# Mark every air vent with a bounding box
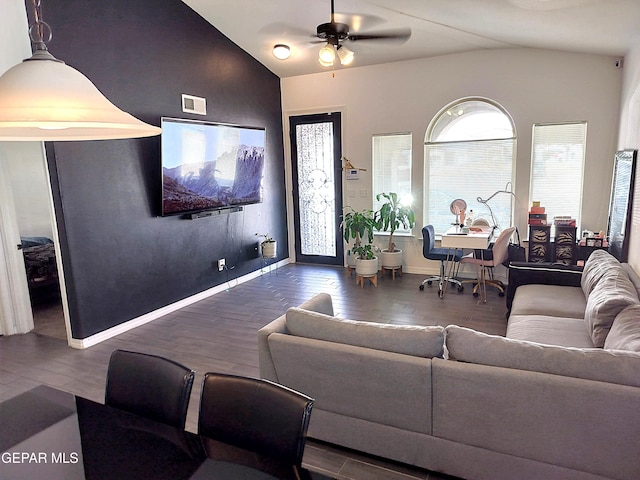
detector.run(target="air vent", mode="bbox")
[181,94,206,115]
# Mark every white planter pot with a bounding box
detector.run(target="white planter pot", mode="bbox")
[355,256,378,277]
[380,249,403,268]
[261,241,277,258]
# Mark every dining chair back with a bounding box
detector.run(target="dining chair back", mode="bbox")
[198,373,314,466]
[105,349,195,429]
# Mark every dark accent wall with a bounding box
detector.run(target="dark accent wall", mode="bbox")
[43,0,287,339]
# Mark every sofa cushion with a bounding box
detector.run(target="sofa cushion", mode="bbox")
[445,325,640,387]
[581,249,623,297]
[584,270,639,347]
[604,304,640,352]
[509,285,585,318]
[285,307,445,358]
[506,315,594,348]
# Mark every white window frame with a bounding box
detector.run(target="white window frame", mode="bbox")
[424,98,516,234]
[529,122,587,232]
[372,132,413,235]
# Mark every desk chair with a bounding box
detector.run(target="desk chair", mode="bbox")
[460,226,516,297]
[419,225,464,294]
[105,349,195,429]
[198,373,314,468]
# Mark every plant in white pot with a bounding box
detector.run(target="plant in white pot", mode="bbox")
[374,192,415,269]
[340,207,378,276]
[256,233,277,259]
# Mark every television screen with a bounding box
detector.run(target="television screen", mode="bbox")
[161,117,265,216]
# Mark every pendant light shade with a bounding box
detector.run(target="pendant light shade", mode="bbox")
[0,50,161,141]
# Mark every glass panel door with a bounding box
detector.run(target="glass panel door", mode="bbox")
[290,113,343,265]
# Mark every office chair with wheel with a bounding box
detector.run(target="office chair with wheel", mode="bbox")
[198,373,314,468]
[105,349,195,429]
[419,225,464,294]
[460,226,516,297]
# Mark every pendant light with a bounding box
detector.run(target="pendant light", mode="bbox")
[0,0,161,141]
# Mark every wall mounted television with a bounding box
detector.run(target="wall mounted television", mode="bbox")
[161,117,265,216]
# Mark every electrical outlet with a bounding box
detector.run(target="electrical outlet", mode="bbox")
[218,258,225,271]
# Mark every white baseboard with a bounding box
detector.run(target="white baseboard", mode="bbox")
[69,258,291,349]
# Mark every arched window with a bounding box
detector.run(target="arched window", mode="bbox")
[424,97,516,233]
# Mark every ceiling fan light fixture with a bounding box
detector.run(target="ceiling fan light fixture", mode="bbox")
[337,45,354,65]
[318,44,336,66]
[272,44,291,60]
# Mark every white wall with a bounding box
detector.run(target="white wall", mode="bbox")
[281,48,623,274]
[617,44,640,273]
[4,142,54,238]
[1,0,53,239]
[0,0,52,238]
[0,0,38,334]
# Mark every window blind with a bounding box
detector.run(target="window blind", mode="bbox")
[372,133,412,232]
[530,122,587,229]
[425,139,514,233]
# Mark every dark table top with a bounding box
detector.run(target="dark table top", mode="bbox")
[0,385,331,480]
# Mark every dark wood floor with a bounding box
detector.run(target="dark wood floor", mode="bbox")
[0,264,509,480]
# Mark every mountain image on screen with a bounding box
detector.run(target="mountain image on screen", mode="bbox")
[163,145,264,214]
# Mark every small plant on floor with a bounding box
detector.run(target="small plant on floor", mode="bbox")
[340,207,376,258]
[374,192,415,253]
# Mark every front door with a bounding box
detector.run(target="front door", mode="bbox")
[289,113,344,265]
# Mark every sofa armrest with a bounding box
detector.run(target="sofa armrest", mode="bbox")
[506,262,583,314]
[258,315,287,382]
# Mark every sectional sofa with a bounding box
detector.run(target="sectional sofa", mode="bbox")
[258,250,640,480]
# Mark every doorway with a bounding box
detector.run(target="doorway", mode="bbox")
[289,113,344,265]
[0,142,69,342]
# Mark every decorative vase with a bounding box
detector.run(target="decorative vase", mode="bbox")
[355,256,378,277]
[261,241,277,258]
[380,249,403,268]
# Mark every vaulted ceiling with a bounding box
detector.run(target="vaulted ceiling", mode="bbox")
[182,0,640,78]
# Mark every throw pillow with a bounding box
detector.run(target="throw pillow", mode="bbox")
[604,304,640,352]
[584,271,639,347]
[581,249,622,297]
[285,307,445,358]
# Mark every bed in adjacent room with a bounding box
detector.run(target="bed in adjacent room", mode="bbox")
[21,237,59,298]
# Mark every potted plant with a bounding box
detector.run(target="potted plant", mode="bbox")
[374,192,415,269]
[340,207,378,276]
[255,233,277,258]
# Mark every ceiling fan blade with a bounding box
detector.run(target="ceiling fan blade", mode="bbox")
[333,12,385,32]
[347,28,412,43]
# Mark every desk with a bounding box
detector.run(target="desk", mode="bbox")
[440,226,493,301]
[0,385,331,480]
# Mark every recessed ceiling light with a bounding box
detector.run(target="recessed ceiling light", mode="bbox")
[272,44,291,60]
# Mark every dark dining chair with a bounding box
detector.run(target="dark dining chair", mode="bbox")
[105,349,195,430]
[198,373,314,467]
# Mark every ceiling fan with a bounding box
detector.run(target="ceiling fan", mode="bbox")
[313,0,411,67]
